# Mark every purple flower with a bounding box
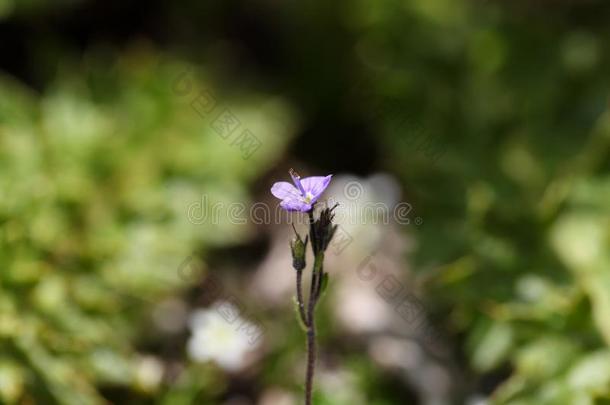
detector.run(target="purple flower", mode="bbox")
[271,169,333,212]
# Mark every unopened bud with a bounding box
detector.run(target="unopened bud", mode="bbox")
[290,234,308,271]
[312,205,339,253]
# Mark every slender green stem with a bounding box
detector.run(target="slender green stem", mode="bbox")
[296,269,308,326]
[300,205,333,404]
[308,258,319,321]
[312,252,325,304]
[305,319,316,405]
[304,252,323,405]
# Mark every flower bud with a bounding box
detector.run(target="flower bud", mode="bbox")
[311,204,338,253]
[290,234,308,271]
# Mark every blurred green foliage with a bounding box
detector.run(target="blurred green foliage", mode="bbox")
[349,0,610,403]
[0,46,292,403]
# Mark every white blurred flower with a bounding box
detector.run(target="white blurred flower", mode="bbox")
[134,356,164,392]
[259,388,296,405]
[466,395,489,405]
[187,303,262,371]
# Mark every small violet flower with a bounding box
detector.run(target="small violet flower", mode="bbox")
[270,168,337,405]
[271,169,332,212]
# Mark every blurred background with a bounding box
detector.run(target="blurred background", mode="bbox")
[1,0,610,404]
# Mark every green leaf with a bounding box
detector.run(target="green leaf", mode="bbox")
[567,350,610,395]
[515,336,578,380]
[470,321,513,372]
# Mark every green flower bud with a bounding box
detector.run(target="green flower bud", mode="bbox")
[290,234,308,271]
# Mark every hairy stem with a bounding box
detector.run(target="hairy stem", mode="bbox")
[304,252,323,404]
[312,252,325,304]
[305,320,316,405]
[302,206,329,404]
[296,270,308,326]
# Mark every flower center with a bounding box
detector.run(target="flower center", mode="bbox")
[303,192,314,204]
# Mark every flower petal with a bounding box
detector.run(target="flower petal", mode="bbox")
[280,198,312,212]
[271,182,301,200]
[301,175,333,201]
